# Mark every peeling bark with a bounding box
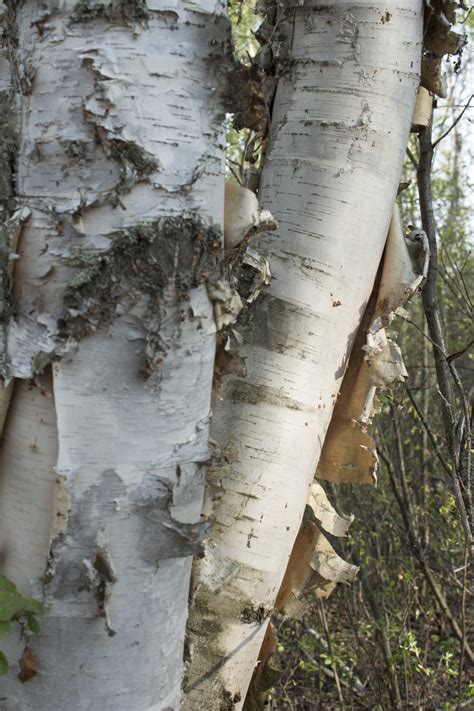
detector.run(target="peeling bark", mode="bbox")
[316,205,428,486]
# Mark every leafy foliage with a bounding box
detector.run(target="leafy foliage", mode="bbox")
[0,576,44,675]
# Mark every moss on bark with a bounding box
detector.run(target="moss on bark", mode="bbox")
[59,217,221,379]
[71,0,150,24]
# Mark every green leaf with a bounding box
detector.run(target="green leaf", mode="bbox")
[0,622,12,638]
[25,613,40,634]
[24,598,44,616]
[0,651,8,675]
[0,591,27,622]
[0,576,17,593]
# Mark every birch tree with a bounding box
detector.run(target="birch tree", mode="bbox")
[184,1,426,707]
[0,0,227,708]
[0,0,461,709]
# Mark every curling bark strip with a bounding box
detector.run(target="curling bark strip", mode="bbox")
[185,2,423,707]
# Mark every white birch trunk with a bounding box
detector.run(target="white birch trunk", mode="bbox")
[185,1,423,707]
[0,1,226,708]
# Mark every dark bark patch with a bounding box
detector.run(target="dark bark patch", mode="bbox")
[184,585,269,704]
[134,475,211,562]
[58,217,221,378]
[0,222,15,327]
[0,93,16,208]
[60,139,88,161]
[71,0,150,25]
[220,690,240,710]
[225,379,303,412]
[241,604,269,624]
[107,138,160,177]
[85,536,118,636]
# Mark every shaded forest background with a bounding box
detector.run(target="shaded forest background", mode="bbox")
[227,2,473,708]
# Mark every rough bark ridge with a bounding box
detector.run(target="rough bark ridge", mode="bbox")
[0,1,226,709]
[184,2,423,708]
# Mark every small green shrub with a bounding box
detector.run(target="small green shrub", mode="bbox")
[0,576,44,675]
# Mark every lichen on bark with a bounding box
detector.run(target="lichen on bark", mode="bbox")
[184,585,266,710]
[106,138,160,178]
[0,94,16,208]
[0,220,16,329]
[71,0,150,25]
[58,217,222,379]
[0,89,21,380]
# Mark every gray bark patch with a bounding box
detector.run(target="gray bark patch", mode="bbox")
[133,476,211,562]
[40,469,209,632]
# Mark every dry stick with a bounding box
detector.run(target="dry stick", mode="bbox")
[451,258,474,312]
[404,385,451,477]
[447,339,474,365]
[406,146,419,170]
[301,623,367,699]
[350,544,403,710]
[441,247,473,311]
[420,329,430,551]
[377,448,474,664]
[447,368,473,539]
[438,264,472,317]
[342,589,386,707]
[457,544,469,708]
[376,440,421,556]
[391,405,418,530]
[299,645,367,702]
[417,122,473,551]
[318,599,345,709]
[405,383,472,547]
[432,94,473,150]
[417,123,456,449]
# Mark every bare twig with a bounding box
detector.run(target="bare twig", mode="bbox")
[447,339,474,364]
[318,599,345,708]
[433,95,473,149]
[406,384,472,547]
[404,385,452,479]
[377,438,474,663]
[417,123,456,452]
[457,544,469,708]
[406,146,418,169]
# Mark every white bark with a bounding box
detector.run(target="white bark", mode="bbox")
[185,1,423,707]
[0,1,226,708]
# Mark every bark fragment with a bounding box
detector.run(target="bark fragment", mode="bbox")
[275,510,357,620]
[224,182,276,252]
[411,87,433,132]
[421,0,466,97]
[316,205,428,486]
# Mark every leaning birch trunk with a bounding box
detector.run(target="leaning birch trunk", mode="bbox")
[0,1,226,709]
[185,1,423,707]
